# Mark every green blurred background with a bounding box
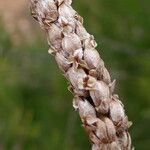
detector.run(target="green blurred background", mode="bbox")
[0,0,150,149]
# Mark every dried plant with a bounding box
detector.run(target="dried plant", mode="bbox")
[30,0,132,149]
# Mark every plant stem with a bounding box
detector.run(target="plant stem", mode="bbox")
[30,0,132,149]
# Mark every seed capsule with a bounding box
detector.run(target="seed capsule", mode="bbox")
[78,99,96,121]
[47,24,62,44]
[89,65,111,82]
[62,33,82,53]
[96,98,111,114]
[47,24,62,50]
[84,48,102,69]
[101,67,111,84]
[66,66,87,90]
[87,76,110,106]
[95,119,107,142]
[103,118,116,142]
[40,0,58,25]
[109,100,125,124]
[68,48,83,62]
[98,67,111,84]
[55,52,71,72]
[83,35,97,49]
[76,21,90,40]
[58,3,76,18]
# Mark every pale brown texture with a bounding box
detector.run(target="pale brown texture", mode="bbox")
[30,0,132,149]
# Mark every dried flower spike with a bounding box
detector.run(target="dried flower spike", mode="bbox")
[30,0,132,149]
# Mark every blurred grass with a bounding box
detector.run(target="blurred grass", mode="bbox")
[0,0,150,149]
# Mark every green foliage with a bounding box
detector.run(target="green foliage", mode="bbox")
[0,0,150,149]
